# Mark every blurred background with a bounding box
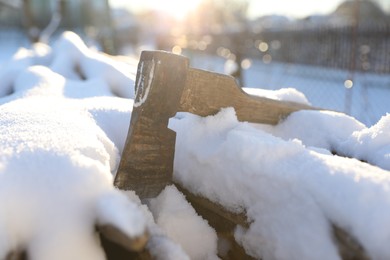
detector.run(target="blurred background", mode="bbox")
[0,0,389,125]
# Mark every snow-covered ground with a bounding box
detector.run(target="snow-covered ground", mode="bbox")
[0,31,390,260]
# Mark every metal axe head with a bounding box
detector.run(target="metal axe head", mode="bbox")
[114,51,189,198]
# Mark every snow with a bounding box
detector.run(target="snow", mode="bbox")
[262,110,367,151]
[0,32,188,260]
[1,31,390,259]
[257,110,390,170]
[243,87,311,105]
[170,108,390,260]
[123,191,190,260]
[340,114,390,170]
[0,96,145,260]
[149,185,219,260]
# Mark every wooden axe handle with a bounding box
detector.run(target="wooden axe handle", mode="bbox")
[180,68,313,125]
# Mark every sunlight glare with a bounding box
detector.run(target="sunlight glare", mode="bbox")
[150,0,202,20]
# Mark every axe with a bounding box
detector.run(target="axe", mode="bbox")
[114,51,313,199]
